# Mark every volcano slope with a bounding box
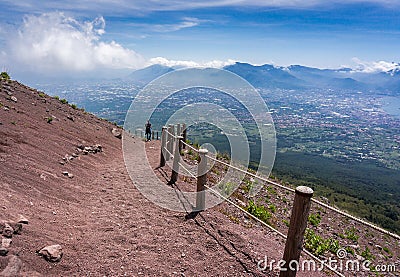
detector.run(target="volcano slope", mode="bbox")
[0,79,325,276]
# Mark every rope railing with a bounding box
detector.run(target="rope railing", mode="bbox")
[205,153,400,240]
[311,198,400,240]
[164,129,176,138]
[178,161,197,179]
[204,183,345,277]
[161,125,400,240]
[157,124,399,276]
[206,154,296,194]
[181,140,200,153]
[163,146,174,158]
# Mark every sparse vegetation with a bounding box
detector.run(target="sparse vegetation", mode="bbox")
[345,246,355,256]
[38,93,46,98]
[53,95,60,100]
[308,212,322,227]
[382,246,392,255]
[242,179,254,193]
[304,228,340,256]
[0,71,10,81]
[211,166,220,174]
[361,246,375,261]
[246,200,272,225]
[220,209,240,224]
[190,153,200,162]
[216,152,230,160]
[46,117,53,124]
[339,227,359,242]
[70,103,78,109]
[282,219,289,227]
[266,186,277,195]
[218,182,236,196]
[11,121,16,125]
[268,204,277,213]
[60,98,68,104]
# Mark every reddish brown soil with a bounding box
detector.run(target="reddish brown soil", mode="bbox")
[0,80,327,276]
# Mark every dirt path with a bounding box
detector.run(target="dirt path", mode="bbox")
[0,80,327,276]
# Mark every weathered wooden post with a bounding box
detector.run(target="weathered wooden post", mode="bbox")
[196,148,208,211]
[178,135,183,153]
[156,131,159,140]
[280,186,314,277]
[176,123,181,137]
[182,123,187,149]
[166,125,173,161]
[152,130,155,140]
[159,127,167,167]
[170,135,183,184]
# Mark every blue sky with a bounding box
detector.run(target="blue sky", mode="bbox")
[0,0,399,79]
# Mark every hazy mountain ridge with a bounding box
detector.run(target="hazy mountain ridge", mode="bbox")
[125,62,400,92]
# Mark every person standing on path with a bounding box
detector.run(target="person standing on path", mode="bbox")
[145,120,152,141]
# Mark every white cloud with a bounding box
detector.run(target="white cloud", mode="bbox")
[148,57,236,68]
[7,12,144,73]
[128,17,206,33]
[351,58,400,73]
[3,0,400,13]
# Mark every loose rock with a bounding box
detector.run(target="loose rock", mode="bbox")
[1,238,12,248]
[0,255,22,276]
[0,248,9,257]
[0,220,5,233]
[111,128,122,139]
[17,214,29,224]
[10,96,17,102]
[62,171,74,178]
[2,224,13,238]
[7,222,22,235]
[38,244,63,262]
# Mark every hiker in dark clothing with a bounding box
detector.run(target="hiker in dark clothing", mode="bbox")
[145,120,152,141]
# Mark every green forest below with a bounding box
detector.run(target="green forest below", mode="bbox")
[189,129,400,235]
[272,151,400,234]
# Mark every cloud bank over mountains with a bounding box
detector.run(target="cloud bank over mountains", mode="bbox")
[5,12,144,73]
[1,11,398,78]
[351,58,400,73]
[2,12,234,76]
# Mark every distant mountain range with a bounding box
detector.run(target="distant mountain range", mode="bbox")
[125,62,400,92]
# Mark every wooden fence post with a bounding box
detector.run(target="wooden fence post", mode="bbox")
[170,135,183,184]
[178,134,184,153]
[176,123,181,137]
[160,127,167,167]
[182,123,187,149]
[280,186,314,277]
[166,125,173,161]
[196,148,208,211]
